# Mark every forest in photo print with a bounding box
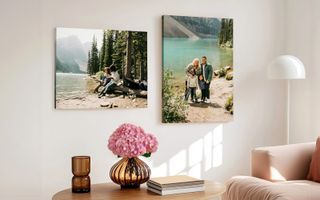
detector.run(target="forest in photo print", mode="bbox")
[55,27,147,109]
[162,15,233,123]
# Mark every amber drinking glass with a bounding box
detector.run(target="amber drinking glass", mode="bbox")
[72,156,91,193]
[109,157,151,188]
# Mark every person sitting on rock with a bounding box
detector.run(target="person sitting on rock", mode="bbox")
[101,67,112,86]
[98,65,120,98]
[94,67,112,93]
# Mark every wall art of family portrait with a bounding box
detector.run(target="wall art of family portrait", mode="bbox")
[162,15,234,123]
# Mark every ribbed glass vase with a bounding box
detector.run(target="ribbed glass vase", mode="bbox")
[109,157,151,188]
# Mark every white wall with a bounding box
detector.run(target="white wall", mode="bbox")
[0,0,287,199]
[286,0,320,143]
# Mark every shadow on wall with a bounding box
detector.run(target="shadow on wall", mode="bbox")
[147,125,224,179]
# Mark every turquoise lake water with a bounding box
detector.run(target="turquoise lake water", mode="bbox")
[56,73,89,100]
[163,37,233,77]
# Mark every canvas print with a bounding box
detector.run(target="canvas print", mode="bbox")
[55,27,147,109]
[162,15,233,123]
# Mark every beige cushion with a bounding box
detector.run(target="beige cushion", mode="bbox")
[251,142,315,181]
[223,176,320,200]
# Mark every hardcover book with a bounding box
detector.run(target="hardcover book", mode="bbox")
[147,175,204,188]
[147,185,205,196]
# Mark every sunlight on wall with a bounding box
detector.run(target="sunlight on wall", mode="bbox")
[150,125,224,178]
[189,139,204,166]
[188,139,204,178]
[204,124,224,171]
[213,125,223,167]
[169,150,187,175]
[188,163,202,178]
[204,131,213,171]
[151,162,168,177]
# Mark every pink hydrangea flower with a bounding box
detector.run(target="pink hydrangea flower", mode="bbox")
[145,133,158,153]
[108,123,158,158]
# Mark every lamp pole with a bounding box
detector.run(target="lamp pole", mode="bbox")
[286,80,290,144]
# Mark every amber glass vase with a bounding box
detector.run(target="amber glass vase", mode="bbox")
[72,156,91,193]
[109,157,151,188]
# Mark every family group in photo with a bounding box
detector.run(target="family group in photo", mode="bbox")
[184,56,213,103]
[97,64,148,99]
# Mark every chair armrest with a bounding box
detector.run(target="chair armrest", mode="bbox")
[251,142,315,181]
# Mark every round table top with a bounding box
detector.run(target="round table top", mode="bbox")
[52,181,226,200]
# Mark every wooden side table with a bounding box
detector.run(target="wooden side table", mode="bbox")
[53,181,226,200]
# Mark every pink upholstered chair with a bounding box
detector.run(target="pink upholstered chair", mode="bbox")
[223,142,320,200]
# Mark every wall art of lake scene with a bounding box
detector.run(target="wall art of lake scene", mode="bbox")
[162,15,234,123]
[55,27,148,109]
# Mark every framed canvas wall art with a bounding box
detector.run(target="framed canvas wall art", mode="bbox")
[55,27,148,109]
[162,15,234,123]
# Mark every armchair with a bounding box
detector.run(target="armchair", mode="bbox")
[223,142,320,200]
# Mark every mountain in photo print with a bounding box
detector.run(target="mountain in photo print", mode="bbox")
[162,15,233,123]
[55,27,147,109]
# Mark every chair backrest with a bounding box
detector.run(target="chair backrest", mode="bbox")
[251,142,315,182]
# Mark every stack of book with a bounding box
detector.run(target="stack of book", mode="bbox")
[147,175,205,196]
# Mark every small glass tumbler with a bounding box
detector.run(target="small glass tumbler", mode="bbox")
[72,156,91,193]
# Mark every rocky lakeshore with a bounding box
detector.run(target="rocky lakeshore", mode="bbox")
[185,76,233,123]
[56,93,147,109]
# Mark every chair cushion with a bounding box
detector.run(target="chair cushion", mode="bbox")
[307,137,320,182]
[223,176,320,200]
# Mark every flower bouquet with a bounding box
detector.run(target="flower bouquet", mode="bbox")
[108,123,158,188]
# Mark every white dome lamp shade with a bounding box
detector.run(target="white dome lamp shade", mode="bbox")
[268,55,305,80]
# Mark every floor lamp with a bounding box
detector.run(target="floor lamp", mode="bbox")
[267,55,306,144]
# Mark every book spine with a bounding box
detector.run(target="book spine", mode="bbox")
[147,186,205,196]
[147,182,204,191]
